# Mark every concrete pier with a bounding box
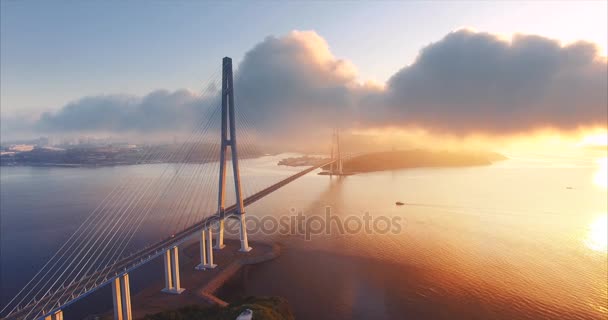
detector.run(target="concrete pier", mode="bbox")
[44,310,63,320]
[111,274,132,320]
[195,229,207,270]
[161,246,185,294]
[54,311,63,320]
[238,215,252,252]
[101,240,278,319]
[205,228,217,269]
[215,220,226,249]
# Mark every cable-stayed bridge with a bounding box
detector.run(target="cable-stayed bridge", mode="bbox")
[1,57,345,320]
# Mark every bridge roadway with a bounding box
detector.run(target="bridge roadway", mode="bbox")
[8,160,334,320]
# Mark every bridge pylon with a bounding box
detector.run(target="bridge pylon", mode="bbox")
[215,57,251,252]
[329,128,343,175]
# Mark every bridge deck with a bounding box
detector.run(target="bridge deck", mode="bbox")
[8,161,333,320]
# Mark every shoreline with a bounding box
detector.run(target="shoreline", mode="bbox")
[93,239,280,319]
[198,241,281,307]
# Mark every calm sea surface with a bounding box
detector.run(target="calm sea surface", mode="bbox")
[1,152,607,319]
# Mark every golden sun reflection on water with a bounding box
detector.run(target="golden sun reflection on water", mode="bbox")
[594,157,607,188]
[585,214,608,252]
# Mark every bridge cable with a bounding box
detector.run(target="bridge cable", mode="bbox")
[16,70,226,318]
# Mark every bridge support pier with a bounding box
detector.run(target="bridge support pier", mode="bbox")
[162,246,185,294]
[238,214,251,252]
[205,227,217,268]
[44,310,63,320]
[214,219,226,249]
[195,229,208,270]
[111,274,132,320]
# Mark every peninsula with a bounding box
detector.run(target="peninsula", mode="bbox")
[329,149,506,173]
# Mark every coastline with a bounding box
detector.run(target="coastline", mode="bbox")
[92,239,280,319]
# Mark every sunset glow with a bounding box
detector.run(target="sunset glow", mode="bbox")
[580,131,608,147]
[594,157,608,188]
[586,214,608,252]
[348,128,608,157]
[1,1,607,319]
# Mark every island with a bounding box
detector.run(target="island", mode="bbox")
[277,155,328,167]
[324,149,506,173]
[277,150,506,173]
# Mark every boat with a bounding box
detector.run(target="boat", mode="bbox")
[395,201,405,206]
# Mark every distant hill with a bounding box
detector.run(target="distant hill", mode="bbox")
[278,155,327,167]
[326,149,506,173]
[0,144,264,167]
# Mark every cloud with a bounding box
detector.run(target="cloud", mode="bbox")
[376,30,607,134]
[35,89,219,134]
[0,114,38,141]
[18,29,608,139]
[234,31,361,135]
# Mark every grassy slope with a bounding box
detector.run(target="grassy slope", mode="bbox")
[143,296,294,320]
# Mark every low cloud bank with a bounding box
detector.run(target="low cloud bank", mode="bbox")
[379,31,607,134]
[36,89,218,133]
[15,30,608,140]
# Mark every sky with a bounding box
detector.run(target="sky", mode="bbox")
[1,1,607,143]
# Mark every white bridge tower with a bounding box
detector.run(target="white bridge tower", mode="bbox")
[215,57,251,252]
[329,128,343,175]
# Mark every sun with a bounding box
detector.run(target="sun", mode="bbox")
[593,157,607,189]
[580,132,608,147]
[585,214,608,252]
